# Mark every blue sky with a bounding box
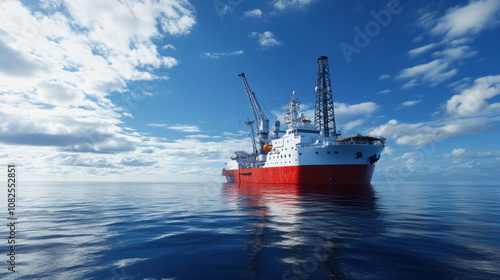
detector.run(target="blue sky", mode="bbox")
[1,0,500,182]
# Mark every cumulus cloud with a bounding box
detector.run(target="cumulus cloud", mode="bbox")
[335,102,379,117]
[445,148,467,158]
[442,147,500,165]
[446,75,500,117]
[0,0,196,155]
[343,119,364,131]
[162,44,176,50]
[243,9,263,18]
[0,0,202,180]
[273,0,313,10]
[369,116,495,146]
[382,146,394,155]
[444,148,500,159]
[0,41,45,77]
[250,31,281,48]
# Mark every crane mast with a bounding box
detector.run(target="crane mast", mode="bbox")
[238,73,269,161]
[245,119,257,154]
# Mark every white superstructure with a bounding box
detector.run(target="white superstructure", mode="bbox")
[225,92,385,171]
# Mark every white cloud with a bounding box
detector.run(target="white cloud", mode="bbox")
[369,117,495,146]
[446,148,467,158]
[432,45,477,60]
[204,50,244,59]
[402,79,418,89]
[378,89,391,94]
[273,0,313,10]
[398,59,458,86]
[400,100,423,107]
[431,0,500,38]
[162,44,176,50]
[401,1,500,88]
[343,119,364,131]
[446,75,500,117]
[148,123,167,127]
[408,42,439,57]
[244,9,263,18]
[416,10,438,30]
[443,148,500,165]
[382,146,394,155]
[379,74,390,80]
[447,77,472,92]
[0,0,199,179]
[148,123,201,133]
[250,31,281,48]
[122,112,134,118]
[166,125,201,133]
[186,134,212,139]
[335,102,379,117]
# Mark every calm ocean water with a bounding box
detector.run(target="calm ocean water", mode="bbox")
[2,181,499,280]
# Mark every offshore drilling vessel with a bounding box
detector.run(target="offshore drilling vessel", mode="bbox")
[222,56,385,184]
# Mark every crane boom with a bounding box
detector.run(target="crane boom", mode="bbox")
[238,73,269,161]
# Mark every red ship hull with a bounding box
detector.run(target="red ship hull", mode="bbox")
[222,164,376,185]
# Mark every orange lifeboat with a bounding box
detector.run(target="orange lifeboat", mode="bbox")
[302,119,311,123]
[263,144,272,152]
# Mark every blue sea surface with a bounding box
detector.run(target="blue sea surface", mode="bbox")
[2,181,500,279]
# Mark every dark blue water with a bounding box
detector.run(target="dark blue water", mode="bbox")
[2,181,499,279]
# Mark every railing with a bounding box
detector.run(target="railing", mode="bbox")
[296,140,384,148]
[334,140,384,146]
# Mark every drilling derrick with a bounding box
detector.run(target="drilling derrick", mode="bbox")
[314,56,340,139]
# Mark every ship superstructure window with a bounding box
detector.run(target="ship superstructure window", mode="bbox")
[327,151,330,154]
[335,151,338,154]
[292,129,320,134]
[316,152,318,154]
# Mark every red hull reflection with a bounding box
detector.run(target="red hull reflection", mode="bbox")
[222,182,376,209]
[221,183,381,279]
